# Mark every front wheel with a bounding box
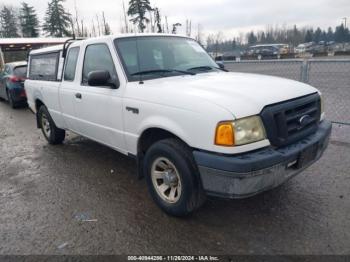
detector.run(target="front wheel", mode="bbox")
[144,139,206,216]
[38,105,66,145]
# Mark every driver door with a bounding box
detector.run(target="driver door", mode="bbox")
[73,43,126,152]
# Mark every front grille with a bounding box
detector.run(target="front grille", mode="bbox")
[261,93,321,147]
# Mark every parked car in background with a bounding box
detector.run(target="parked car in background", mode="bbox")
[295,42,318,57]
[0,61,27,108]
[277,44,290,54]
[243,44,281,59]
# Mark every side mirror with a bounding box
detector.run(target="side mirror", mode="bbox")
[87,70,119,89]
[217,62,228,72]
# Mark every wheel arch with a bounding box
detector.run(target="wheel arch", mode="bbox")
[35,98,45,128]
[136,127,192,179]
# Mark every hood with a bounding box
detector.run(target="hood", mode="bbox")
[141,72,318,119]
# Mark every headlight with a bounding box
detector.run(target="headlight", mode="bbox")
[215,116,266,147]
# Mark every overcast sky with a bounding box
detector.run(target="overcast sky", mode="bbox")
[2,0,350,38]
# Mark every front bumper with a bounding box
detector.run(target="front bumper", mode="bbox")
[193,121,332,199]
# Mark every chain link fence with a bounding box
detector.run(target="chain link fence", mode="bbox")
[224,59,350,126]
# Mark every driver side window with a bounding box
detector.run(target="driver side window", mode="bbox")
[82,44,118,86]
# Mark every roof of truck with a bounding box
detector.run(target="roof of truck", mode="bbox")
[5,61,27,68]
[30,44,64,55]
[0,37,69,45]
[29,34,190,56]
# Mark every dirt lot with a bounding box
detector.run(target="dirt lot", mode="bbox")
[0,100,350,255]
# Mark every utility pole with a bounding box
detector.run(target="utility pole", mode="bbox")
[343,17,347,28]
[342,17,347,50]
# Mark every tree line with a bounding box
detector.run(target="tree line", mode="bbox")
[206,24,350,53]
[0,0,188,38]
[246,24,350,45]
[0,0,349,51]
[0,0,111,38]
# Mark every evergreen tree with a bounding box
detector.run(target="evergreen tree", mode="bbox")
[19,2,39,37]
[326,27,335,42]
[43,0,72,37]
[304,29,313,42]
[0,6,20,38]
[291,25,302,46]
[154,8,162,33]
[247,31,257,45]
[334,24,347,43]
[127,0,153,33]
[260,32,266,43]
[320,31,327,42]
[313,27,322,43]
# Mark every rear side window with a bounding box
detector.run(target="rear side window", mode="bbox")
[29,52,59,81]
[14,66,27,78]
[82,44,117,86]
[64,47,80,81]
[4,65,11,74]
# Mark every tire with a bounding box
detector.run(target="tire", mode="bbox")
[38,105,65,145]
[144,138,206,216]
[6,89,17,109]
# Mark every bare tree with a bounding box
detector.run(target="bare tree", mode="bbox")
[165,16,169,34]
[102,11,111,35]
[91,19,96,37]
[186,19,192,37]
[95,14,101,36]
[73,0,81,36]
[195,23,204,44]
[122,1,129,33]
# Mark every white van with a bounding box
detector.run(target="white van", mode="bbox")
[25,34,332,216]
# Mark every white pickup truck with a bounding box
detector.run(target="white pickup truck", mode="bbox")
[25,34,332,216]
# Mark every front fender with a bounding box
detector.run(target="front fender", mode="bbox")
[138,116,191,147]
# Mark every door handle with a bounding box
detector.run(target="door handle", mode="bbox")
[75,93,82,99]
[126,107,139,114]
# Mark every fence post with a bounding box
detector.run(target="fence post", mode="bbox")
[300,59,310,83]
[0,47,4,71]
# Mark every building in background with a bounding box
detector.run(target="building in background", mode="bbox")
[0,38,69,70]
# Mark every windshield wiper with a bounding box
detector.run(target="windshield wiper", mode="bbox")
[187,65,226,72]
[131,69,196,76]
[187,66,216,71]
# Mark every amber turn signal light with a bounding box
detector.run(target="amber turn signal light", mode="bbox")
[215,122,235,146]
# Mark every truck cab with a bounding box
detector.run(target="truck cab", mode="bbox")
[25,34,332,216]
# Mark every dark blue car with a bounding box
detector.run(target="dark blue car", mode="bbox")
[0,61,28,108]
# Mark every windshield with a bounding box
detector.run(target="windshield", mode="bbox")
[114,36,218,81]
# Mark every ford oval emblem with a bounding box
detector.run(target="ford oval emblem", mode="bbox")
[299,115,312,129]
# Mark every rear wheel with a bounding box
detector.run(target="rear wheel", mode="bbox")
[144,138,206,216]
[38,105,65,145]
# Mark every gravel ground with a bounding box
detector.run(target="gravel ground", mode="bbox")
[0,100,349,255]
